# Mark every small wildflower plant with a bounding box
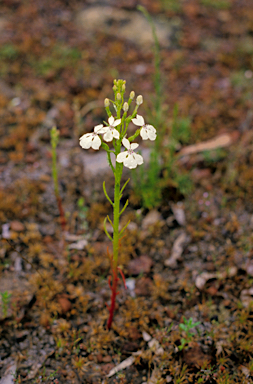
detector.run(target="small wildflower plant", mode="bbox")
[179,317,201,351]
[79,79,157,329]
[1,290,12,318]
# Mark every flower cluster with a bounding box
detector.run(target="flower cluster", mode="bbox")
[79,81,157,169]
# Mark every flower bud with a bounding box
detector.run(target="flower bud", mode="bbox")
[104,98,110,107]
[123,102,129,112]
[122,84,126,91]
[136,95,143,106]
[50,126,59,148]
[130,91,135,99]
[116,93,121,100]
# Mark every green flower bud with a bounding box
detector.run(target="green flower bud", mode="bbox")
[116,93,121,100]
[50,126,60,149]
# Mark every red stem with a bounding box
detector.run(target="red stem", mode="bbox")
[56,195,67,232]
[106,248,127,329]
[107,268,119,330]
[117,267,127,289]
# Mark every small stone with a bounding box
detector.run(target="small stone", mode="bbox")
[58,296,72,314]
[128,326,141,341]
[2,223,10,238]
[164,233,187,268]
[171,203,186,226]
[101,363,114,375]
[195,272,216,290]
[246,262,253,277]
[96,354,103,363]
[135,277,153,296]
[192,168,211,182]
[14,256,22,272]
[206,285,218,296]
[142,210,162,229]
[39,223,56,236]
[68,239,88,250]
[142,331,152,342]
[102,355,112,363]
[10,221,25,232]
[127,255,153,276]
[182,343,211,367]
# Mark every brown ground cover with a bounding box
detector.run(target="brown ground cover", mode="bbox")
[1,0,253,383]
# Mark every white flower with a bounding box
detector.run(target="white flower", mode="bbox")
[116,138,143,169]
[103,116,121,142]
[132,114,157,141]
[79,125,106,150]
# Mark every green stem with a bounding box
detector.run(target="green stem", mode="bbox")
[112,161,123,269]
[52,147,59,197]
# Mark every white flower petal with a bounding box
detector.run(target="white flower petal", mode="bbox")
[94,124,106,134]
[79,132,91,141]
[91,135,101,150]
[132,115,145,126]
[140,128,149,140]
[116,152,128,163]
[134,153,144,165]
[124,155,137,169]
[108,116,114,125]
[103,130,113,142]
[112,118,121,127]
[112,129,120,139]
[148,131,157,140]
[122,137,130,149]
[130,142,139,150]
[79,133,92,149]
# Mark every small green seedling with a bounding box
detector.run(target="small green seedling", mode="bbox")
[50,126,66,232]
[179,316,201,351]
[32,366,58,383]
[131,7,192,209]
[77,197,89,230]
[1,291,12,318]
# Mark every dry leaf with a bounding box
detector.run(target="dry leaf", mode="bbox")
[179,133,237,156]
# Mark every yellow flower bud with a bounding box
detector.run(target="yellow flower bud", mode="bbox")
[104,98,110,107]
[136,95,143,106]
[117,93,121,100]
[130,91,135,99]
[123,102,129,112]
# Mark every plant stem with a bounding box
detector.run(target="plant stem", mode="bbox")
[107,268,119,330]
[51,134,66,232]
[107,159,123,329]
[56,195,67,232]
[113,162,122,269]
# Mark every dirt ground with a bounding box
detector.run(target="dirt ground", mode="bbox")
[1,0,253,383]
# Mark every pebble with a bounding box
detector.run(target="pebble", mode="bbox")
[127,255,153,276]
[142,210,163,229]
[10,221,25,232]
